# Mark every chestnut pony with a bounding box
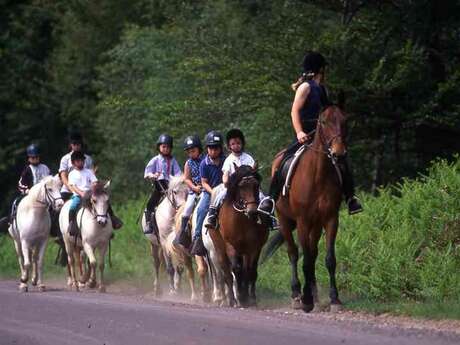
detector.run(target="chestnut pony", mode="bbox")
[269,105,348,312]
[209,165,269,307]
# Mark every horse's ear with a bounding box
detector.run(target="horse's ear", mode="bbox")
[252,160,259,172]
[233,162,239,171]
[103,180,111,190]
[337,90,346,109]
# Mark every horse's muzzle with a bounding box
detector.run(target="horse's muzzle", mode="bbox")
[96,216,108,226]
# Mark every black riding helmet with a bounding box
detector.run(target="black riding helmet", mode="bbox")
[68,130,83,145]
[302,51,327,75]
[204,130,223,147]
[26,144,40,157]
[183,135,202,151]
[156,133,173,149]
[226,128,246,148]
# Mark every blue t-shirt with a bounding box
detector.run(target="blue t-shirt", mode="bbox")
[200,154,225,189]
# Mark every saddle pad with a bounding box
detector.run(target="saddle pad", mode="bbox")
[281,145,307,196]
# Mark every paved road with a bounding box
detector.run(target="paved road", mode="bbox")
[0,280,458,345]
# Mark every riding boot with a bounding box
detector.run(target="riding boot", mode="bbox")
[68,209,78,237]
[190,236,206,256]
[338,158,363,215]
[0,216,9,235]
[144,210,159,235]
[268,171,281,203]
[173,216,191,248]
[204,207,218,229]
[257,197,278,229]
[108,204,123,230]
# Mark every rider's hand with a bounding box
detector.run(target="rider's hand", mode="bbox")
[192,186,202,194]
[296,131,309,144]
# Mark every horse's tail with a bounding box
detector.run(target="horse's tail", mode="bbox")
[260,231,284,265]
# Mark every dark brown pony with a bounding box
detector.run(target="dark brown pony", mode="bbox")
[209,165,269,307]
[270,105,348,312]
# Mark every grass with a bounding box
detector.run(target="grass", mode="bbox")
[1,157,459,320]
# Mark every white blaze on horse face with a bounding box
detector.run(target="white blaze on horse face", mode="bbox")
[93,194,109,226]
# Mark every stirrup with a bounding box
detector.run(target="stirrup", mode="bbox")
[257,196,275,216]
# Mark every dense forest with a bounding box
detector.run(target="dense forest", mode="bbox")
[1,0,459,214]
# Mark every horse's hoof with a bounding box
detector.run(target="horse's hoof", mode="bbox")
[302,303,314,313]
[154,288,162,298]
[19,283,28,293]
[312,304,322,313]
[77,281,86,289]
[98,286,106,293]
[291,297,303,310]
[87,280,97,289]
[31,278,38,286]
[330,303,343,313]
[67,278,73,287]
[191,294,199,303]
[202,291,212,303]
[38,285,46,292]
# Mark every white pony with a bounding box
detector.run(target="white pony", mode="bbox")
[8,175,64,292]
[141,176,189,296]
[59,181,113,292]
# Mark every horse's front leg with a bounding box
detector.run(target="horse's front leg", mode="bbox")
[209,229,236,307]
[13,240,27,292]
[35,239,48,292]
[247,251,262,307]
[184,256,198,302]
[150,242,162,297]
[325,217,342,312]
[19,241,31,292]
[31,248,38,286]
[195,256,211,303]
[164,253,175,294]
[298,221,318,313]
[97,243,108,293]
[83,242,97,289]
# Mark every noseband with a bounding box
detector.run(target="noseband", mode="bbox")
[232,175,259,217]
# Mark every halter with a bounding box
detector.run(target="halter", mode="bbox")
[232,175,260,217]
[36,183,63,209]
[88,196,109,220]
[306,106,345,185]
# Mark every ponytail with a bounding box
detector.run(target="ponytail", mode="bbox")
[291,72,314,91]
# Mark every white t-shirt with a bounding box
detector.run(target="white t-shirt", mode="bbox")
[59,151,94,193]
[222,152,255,175]
[30,164,51,185]
[68,168,97,195]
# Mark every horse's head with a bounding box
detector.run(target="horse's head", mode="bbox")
[317,105,348,158]
[41,175,64,210]
[167,175,189,209]
[227,164,261,220]
[87,181,111,226]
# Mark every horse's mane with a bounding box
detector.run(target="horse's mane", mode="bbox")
[168,175,186,192]
[225,165,261,203]
[27,175,55,201]
[82,181,108,208]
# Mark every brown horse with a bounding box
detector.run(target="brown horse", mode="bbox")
[209,165,269,307]
[270,105,348,312]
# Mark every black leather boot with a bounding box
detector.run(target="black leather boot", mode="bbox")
[108,204,123,230]
[204,207,218,229]
[68,209,78,237]
[339,158,363,215]
[190,236,206,256]
[173,216,191,247]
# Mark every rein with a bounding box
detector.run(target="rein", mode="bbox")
[156,181,180,211]
[36,184,63,208]
[231,175,259,217]
[304,113,344,186]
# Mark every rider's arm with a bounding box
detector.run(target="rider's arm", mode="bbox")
[222,171,230,186]
[291,82,310,144]
[69,184,85,198]
[184,163,199,192]
[201,177,213,194]
[60,171,70,190]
